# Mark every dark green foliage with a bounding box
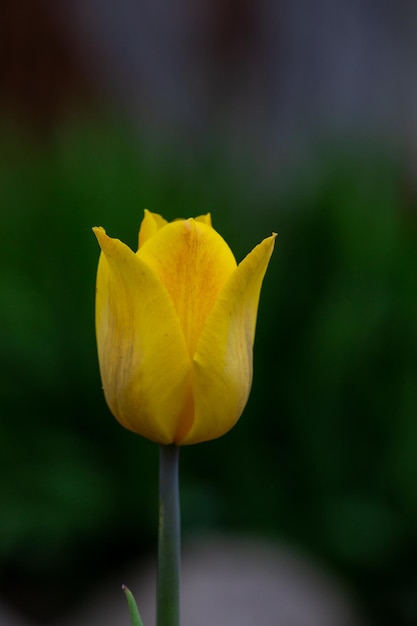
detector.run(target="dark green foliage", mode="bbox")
[0,121,416,625]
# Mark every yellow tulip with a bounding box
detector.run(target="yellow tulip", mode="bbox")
[93,210,276,445]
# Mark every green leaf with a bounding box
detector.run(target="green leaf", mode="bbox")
[122,584,144,626]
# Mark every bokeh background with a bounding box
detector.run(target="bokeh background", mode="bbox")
[1,1,417,624]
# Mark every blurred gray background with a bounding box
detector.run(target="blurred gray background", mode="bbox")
[1,1,416,625]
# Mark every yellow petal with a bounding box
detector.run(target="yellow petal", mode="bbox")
[180,233,277,445]
[195,213,212,227]
[138,209,168,248]
[93,227,192,444]
[137,219,237,357]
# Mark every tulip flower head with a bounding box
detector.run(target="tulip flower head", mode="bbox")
[93,211,275,445]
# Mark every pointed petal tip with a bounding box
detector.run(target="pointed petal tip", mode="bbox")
[195,213,212,227]
[138,210,169,248]
[93,225,104,240]
[92,226,109,248]
[264,231,277,251]
[248,231,277,261]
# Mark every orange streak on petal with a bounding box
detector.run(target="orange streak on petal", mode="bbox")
[137,219,237,356]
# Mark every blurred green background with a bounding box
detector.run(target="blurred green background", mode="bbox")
[1,2,417,625]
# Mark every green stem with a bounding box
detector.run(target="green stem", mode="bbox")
[157,444,181,626]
